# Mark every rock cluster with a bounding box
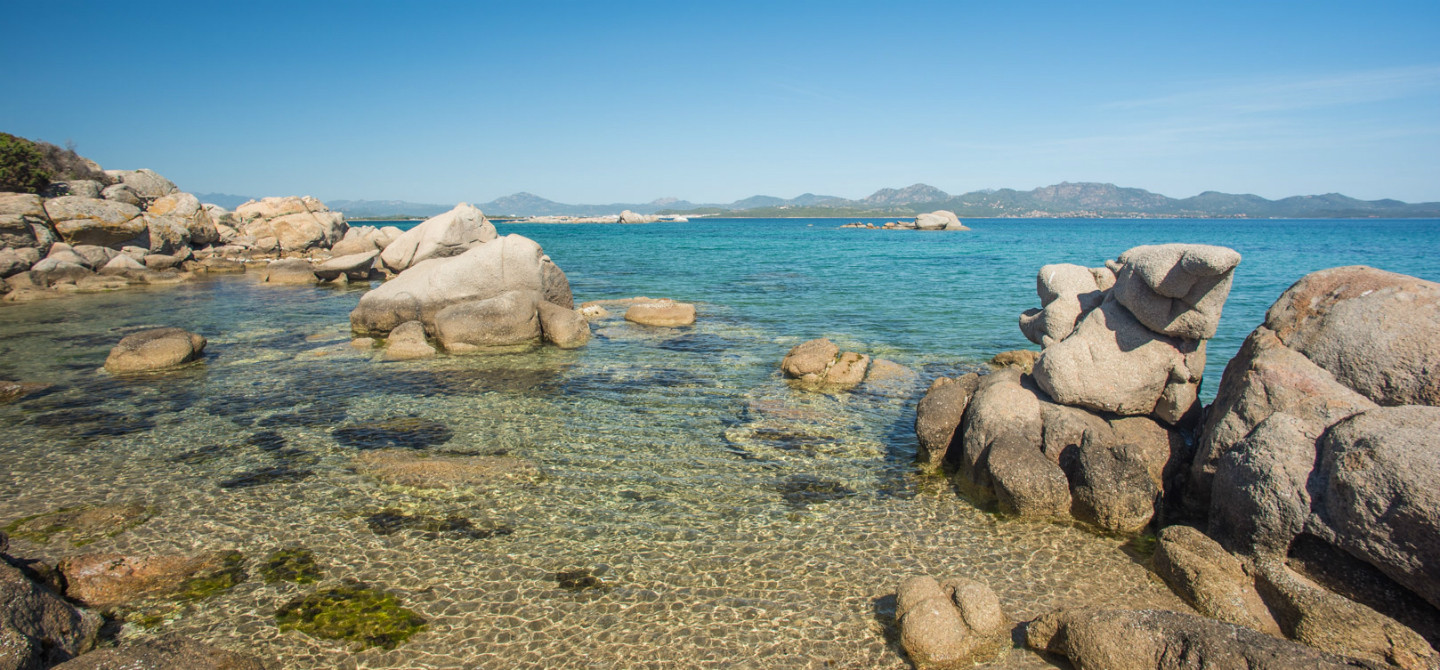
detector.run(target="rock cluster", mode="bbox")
[840,210,970,231]
[778,338,909,392]
[915,244,1237,531]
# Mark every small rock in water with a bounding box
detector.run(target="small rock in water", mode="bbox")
[0,380,49,404]
[104,327,207,373]
[332,417,454,450]
[555,567,610,592]
[3,503,155,547]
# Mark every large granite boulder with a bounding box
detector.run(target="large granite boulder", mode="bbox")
[0,192,54,249]
[1151,525,1280,635]
[1317,406,1440,610]
[236,196,346,252]
[43,197,145,247]
[537,301,590,349]
[914,373,980,470]
[913,210,969,231]
[104,328,206,373]
[148,192,218,247]
[433,290,543,352]
[332,225,403,257]
[313,251,377,281]
[104,169,177,201]
[0,560,101,669]
[1019,263,1110,346]
[1033,298,1205,423]
[379,203,495,273]
[1112,244,1241,339]
[895,575,1008,669]
[1025,608,1380,670]
[350,234,572,337]
[1263,266,1440,406]
[51,635,269,670]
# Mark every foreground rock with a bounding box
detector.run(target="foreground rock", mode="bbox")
[895,575,1008,669]
[1025,608,1381,670]
[1150,525,1280,635]
[779,338,871,391]
[379,203,495,273]
[623,299,696,327]
[52,635,269,670]
[1,559,101,669]
[59,551,245,608]
[104,328,206,373]
[382,320,437,361]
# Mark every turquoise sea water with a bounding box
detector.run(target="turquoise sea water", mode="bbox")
[0,217,1436,668]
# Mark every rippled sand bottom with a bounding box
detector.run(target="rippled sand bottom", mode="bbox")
[0,279,1187,668]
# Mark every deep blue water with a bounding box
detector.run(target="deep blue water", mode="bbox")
[486,217,1440,398]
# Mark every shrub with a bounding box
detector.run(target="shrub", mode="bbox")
[35,140,112,184]
[0,132,50,193]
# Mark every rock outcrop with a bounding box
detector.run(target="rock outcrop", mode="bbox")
[350,234,584,352]
[379,203,495,273]
[895,575,1008,669]
[236,196,346,252]
[618,210,658,224]
[779,339,870,390]
[913,210,970,231]
[104,328,207,373]
[914,373,980,470]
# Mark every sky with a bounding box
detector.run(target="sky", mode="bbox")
[3,1,1439,204]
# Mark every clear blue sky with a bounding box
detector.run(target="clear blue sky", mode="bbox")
[4,1,1438,204]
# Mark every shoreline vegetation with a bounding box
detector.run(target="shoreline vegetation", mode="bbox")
[1,136,1439,668]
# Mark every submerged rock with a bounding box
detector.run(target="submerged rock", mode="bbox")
[59,550,246,608]
[331,417,454,450]
[3,503,155,547]
[275,582,426,650]
[258,548,322,585]
[50,635,269,670]
[353,449,540,489]
[896,575,1008,669]
[363,509,513,541]
[104,328,206,373]
[779,338,871,391]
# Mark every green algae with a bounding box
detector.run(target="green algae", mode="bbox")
[175,550,247,601]
[1126,531,1159,559]
[260,547,322,584]
[276,583,427,650]
[2,504,155,546]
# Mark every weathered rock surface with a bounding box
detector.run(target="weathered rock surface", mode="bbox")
[537,301,590,349]
[623,299,696,327]
[236,196,346,252]
[433,290,542,352]
[1070,441,1158,533]
[989,349,1040,374]
[350,234,570,336]
[379,203,495,273]
[105,169,177,200]
[260,259,316,285]
[1317,406,1440,610]
[0,560,101,669]
[100,183,141,207]
[313,250,377,281]
[43,197,144,247]
[1033,298,1204,422]
[1112,244,1241,339]
[1264,266,1440,406]
[147,192,217,247]
[104,328,206,373]
[779,339,870,390]
[895,575,1008,669]
[913,210,970,231]
[954,368,1043,505]
[1151,525,1280,635]
[382,320,436,361]
[331,225,402,257]
[914,373,980,470]
[1019,264,1108,346]
[51,635,269,670]
[58,551,243,608]
[1026,608,1380,670]
[0,192,52,248]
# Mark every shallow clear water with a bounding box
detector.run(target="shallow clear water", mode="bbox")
[0,218,1436,668]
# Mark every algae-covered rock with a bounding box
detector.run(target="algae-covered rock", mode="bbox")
[3,503,154,546]
[59,550,245,608]
[363,509,514,541]
[331,417,454,450]
[259,548,322,585]
[275,582,427,650]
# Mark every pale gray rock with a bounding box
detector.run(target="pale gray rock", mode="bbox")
[1265,266,1440,406]
[379,203,496,272]
[1112,243,1241,339]
[101,254,145,272]
[1190,326,1376,514]
[1255,561,1434,670]
[1151,525,1281,635]
[1318,406,1440,609]
[43,197,144,247]
[100,183,141,206]
[954,368,1043,504]
[0,192,51,248]
[0,248,33,277]
[537,301,590,349]
[105,169,178,200]
[1209,412,1322,556]
[313,250,377,281]
[330,226,383,256]
[433,290,542,353]
[915,373,981,470]
[1026,608,1380,670]
[1033,299,1203,421]
[0,561,101,670]
[104,328,206,373]
[541,255,573,308]
[148,193,218,247]
[780,338,838,380]
[143,254,182,270]
[383,320,437,361]
[618,210,657,224]
[35,244,92,270]
[235,195,325,222]
[261,259,316,284]
[895,575,1009,669]
[913,210,970,231]
[351,234,569,336]
[1019,263,1107,346]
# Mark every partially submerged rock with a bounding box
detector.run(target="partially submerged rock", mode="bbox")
[914,374,980,470]
[895,575,1008,669]
[624,299,697,327]
[50,635,269,670]
[382,320,437,361]
[260,259,317,285]
[59,550,246,608]
[104,328,206,373]
[913,210,969,231]
[779,338,871,390]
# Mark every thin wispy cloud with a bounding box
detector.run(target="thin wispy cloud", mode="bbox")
[1101,65,1440,114]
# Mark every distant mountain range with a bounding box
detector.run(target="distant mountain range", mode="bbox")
[197,183,1440,219]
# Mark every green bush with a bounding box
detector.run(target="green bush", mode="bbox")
[0,133,51,193]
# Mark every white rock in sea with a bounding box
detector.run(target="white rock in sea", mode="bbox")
[379,203,495,273]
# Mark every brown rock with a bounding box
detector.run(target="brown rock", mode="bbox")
[50,635,270,670]
[989,349,1040,374]
[58,551,244,608]
[914,373,980,470]
[896,575,1009,669]
[1151,525,1281,635]
[104,328,206,373]
[624,299,696,327]
[0,561,101,669]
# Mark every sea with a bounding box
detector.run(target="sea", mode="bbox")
[0,217,1436,668]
